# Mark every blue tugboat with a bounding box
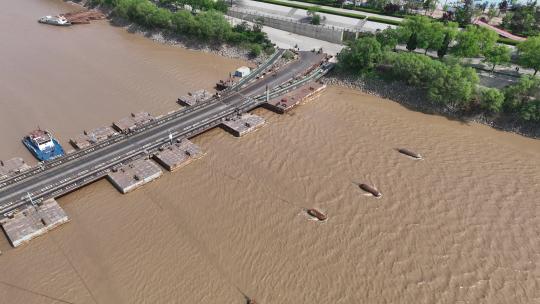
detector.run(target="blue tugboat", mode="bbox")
[23,129,65,161]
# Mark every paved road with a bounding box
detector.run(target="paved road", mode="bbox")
[0,51,324,216]
[236,0,397,32]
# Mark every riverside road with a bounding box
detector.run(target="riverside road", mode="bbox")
[0,50,328,218]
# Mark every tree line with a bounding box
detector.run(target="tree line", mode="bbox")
[375,16,540,74]
[337,35,540,123]
[90,0,274,56]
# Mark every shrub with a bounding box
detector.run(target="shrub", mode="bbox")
[520,100,540,122]
[337,37,383,72]
[250,44,262,57]
[427,64,478,107]
[479,88,505,113]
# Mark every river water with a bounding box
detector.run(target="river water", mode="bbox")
[1,1,539,303]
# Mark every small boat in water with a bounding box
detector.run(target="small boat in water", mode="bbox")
[359,183,382,198]
[307,208,327,221]
[38,15,71,26]
[23,129,65,161]
[398,148,423,159]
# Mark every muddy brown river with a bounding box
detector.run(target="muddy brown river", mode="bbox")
[0,1,539,303]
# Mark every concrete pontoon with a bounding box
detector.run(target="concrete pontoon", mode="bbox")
[153,139,204,171]
[113,112,154,133]
[107,158,163,194]
[0,198,69,247]
[70,126,118,149]
[221,113,265,137]
[265,81,326,113]
[0,157,31,180]
[178,89,213,107]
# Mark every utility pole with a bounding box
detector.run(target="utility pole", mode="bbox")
[27,192,36,207]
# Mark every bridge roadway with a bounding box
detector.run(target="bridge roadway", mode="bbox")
[0,50,327,217]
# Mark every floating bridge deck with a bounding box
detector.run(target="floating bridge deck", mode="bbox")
[0,49,333,247]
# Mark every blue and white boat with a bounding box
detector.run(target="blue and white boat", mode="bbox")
[23,129,65,161]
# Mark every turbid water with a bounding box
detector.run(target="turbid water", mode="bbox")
[1,1,539,303]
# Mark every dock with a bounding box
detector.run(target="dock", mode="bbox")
[264,81,326,113]
[153,139,204,172]
[70,126,118,149]
[113,112,154,133]
[107,158,163,194]
[0,157,31,180]
[0,198,69,247]
[178,89,213,107]
[221,113,265,137]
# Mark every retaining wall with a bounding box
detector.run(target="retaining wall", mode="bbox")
[228,8,357,44]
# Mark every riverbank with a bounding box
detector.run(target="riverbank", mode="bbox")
[66,0,269,64]
[66,1,538,139]
[323,72,540,139]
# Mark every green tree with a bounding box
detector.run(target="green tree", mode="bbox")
[452,25,498,58]
[520,100,540,122]
[402,16,432,51]
[407,32,418,51]
[427,64,479,107]
[337,37,384,72]
[503,75,540,110]
[517,36,540,75]
[389,52,443,85]
[501,3,540,36]
[454,0,474,26]
[437,22,458,58]
[134,0,157,26]
[149,8,172,28]
[375,27,400,51]
[249,44,262,57]
[479,88,505,112]
[171,10,197,34]
[424,21,446,54]
[194,10,232,42]
[483,44,511,72]
[307,6,323,25]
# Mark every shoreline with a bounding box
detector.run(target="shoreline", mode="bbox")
[66,0,268,64]
[322,73,540,140]
[66,1,538,140]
